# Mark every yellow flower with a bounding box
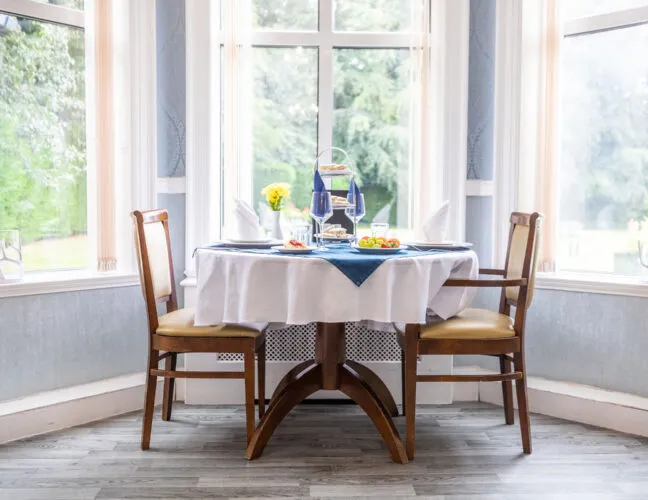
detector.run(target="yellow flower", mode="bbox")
[261,183,291,211]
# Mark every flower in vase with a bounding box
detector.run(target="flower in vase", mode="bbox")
[261,183,291,211]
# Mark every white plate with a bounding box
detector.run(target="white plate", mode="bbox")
[220,239,280,249]
[271,245,318,254]
[315,234,355,242]
[227,238,272,244]
[318,169,353,177]
[407,241,473,250]
[352,243,408,255]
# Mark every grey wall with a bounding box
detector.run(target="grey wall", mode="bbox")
[0,1,187,403]
[156,0,186,305]
[457,288,648,399]
[461,0,648,399]
[0,286,147,401]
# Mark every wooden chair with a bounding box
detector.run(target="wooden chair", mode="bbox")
[399,212,542,459]
[132,209,266,450]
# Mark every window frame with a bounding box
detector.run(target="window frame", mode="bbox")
[495,0,648,297]
[184,0,471,277]
[0,0,158,296]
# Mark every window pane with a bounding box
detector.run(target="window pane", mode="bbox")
[333,49,412,230]
[334,0,413,32]
[253,0,318,31]
[562,0,648,19]
[31,0,85,10]
[250,47,318,223]
[0,16,87,271]
[559,25,648,275]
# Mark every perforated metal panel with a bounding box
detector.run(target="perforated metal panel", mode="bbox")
[218,323,401,362]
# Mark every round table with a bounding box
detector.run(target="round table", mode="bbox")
[194,247,478,464]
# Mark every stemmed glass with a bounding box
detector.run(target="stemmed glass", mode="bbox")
[345,193,366,242]
[310,192,333,248]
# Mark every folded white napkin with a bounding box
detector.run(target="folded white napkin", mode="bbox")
[233,199,264,240]
[422,200,450,242]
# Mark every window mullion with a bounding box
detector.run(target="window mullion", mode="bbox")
[317,0,334,167]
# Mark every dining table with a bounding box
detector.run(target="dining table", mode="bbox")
[194,244,478,464]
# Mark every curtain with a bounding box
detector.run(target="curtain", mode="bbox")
[94,0,116,272]
[410,0,433,239]
[535,0,561,272]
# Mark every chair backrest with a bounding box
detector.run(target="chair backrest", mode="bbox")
[500,212,542,313]
[131,209,178,334]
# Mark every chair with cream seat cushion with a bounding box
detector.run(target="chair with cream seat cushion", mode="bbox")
[132,209,267,451]
[399,212,542,460]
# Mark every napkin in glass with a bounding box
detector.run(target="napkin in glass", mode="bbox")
[233,199,264,241]
[422,200,450,242]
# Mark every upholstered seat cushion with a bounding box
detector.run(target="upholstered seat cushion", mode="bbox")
[156,308,262,337]
[411,308,515,340]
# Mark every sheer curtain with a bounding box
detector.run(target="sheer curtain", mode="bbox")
[93,0,116,272]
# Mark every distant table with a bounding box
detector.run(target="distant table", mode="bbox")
[194,247,478,464]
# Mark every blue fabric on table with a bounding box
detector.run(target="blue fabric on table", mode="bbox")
[199,244,448,287]
[347,179,365,215]
[314,168,326,192]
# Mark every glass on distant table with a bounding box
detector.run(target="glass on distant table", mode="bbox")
[371,222,389,240]
[291,224,311,247]
[310,192,333,248]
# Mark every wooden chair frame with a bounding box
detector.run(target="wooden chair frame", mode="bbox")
[132,209,266,449]
[399,212,542,459]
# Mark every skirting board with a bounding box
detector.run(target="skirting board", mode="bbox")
[455,365,648,438]
[0,373,164,444]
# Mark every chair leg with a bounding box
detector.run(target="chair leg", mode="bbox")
[162,353,177,422]
[404,328,418,460]
[400,348,406,417]
[500,355,514,425]
[244,346,256,444]
[514,351,532,454]
[257,342,266,420]
[141,349,159,450]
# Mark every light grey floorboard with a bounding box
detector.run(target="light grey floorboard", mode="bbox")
[0,402,647,499]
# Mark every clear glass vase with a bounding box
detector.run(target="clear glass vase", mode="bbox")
[0,230,24,282]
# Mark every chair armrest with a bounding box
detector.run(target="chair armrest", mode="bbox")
[444,277,528,288]
[479,268,506,276]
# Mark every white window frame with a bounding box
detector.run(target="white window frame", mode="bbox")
[494,0,648,297]
[0,0,157,298]
[184,0,470,277]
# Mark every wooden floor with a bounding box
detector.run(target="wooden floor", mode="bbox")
[1,402,647,499]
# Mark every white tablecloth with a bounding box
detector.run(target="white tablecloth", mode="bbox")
[194,249,478,328]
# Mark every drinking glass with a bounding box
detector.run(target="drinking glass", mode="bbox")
[310,192,333,248]
[371,222,389,240]
[291,223,311,247]
[345,193,366,240]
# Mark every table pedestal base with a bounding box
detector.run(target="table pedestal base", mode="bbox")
[245,323,407,464]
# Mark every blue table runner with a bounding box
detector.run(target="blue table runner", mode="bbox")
[200,244,451,286]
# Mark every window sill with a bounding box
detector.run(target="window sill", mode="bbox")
[536,272,648,298]
[0,271,140,299]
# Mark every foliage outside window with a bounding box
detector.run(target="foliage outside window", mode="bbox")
[0,5,87,272]
[246,1,414,232]
[558,2,648,276]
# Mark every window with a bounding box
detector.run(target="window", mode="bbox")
[223,1,416,235]
[557,2,648,276]
[0,1,87,272]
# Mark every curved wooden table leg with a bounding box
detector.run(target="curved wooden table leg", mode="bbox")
[245,364,322,460]
[339,365,408,464]
[270,360,316,403]
[345,360,399,418]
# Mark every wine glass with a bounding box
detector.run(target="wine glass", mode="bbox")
[345,193,366,241]
[310,192,333,248]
